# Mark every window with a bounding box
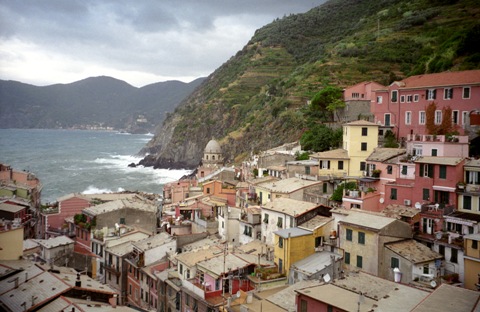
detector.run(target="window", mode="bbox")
[300,299,307,312]
[362,127,368,136]
[358,232,365,244]
[346,229,353,241]
[244,226,252,237]
[407,95,413,102]
[277,217,283,228]
[279,237,283,248]
[444,88,453,100]
[452,110,459,125]
[419,111,426,125]
[439,165,447,179]
[263,213,269,224]
[464,196,472,210]
[423,188,430,201]
[361,142,367,151]
[352,92,360,98]
[435,110,442,124]
[345,252,350,264]
[390,188,397,200]
[387,165,392,174]
[467,171,480,184]
[377,96,383,104]
[472,240,478,249]
[384,113,391,126]
[357,255,363,268]
[321,160,331,169]
[323,183,327,193]
[439,245,445,256]
[338,161,344,170]
[431,149,437,157]
[391,257,399,268]
[427,89,436,100]
[420,164,434,178]
[414,94,419,102]
[222,221,224,229]
[450,248,458,263]
[405,111,411,125]
[179,264,183,275]
[463,111,469,125]
[463,87,471,99]
[305,166,310,175]
[400,95,405,103]
[401,165,407,175]
[206,187,210,194]
[391,90,398,102]
[360,162,366,171]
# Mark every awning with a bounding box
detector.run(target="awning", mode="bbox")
[432,185,456,192]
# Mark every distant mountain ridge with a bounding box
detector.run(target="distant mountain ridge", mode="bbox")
[0,76,206,132]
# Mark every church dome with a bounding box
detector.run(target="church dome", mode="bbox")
[204,139,222,154]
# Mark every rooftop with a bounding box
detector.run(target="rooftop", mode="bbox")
[385,240,442,264]
[465,158,480,169]
[258,178,322,193]
[397,69,480,89]
[286,159,319,166]
[298,215,333,231]
[175,247,222,267]
[367,148,406,162]
[415,156,464,166]
[133,232,175,251]
[0,202,25,213]
[382,204,421,219]
[275,227,312,239]
[411,283,480,312]
[340,211,397,230]
[266,280,320,311]
[35,236,75,249]
[197,253,249,279]
[344,120,379,127]
[83,197,157,216]
[310,148,349,160]
[262,197,319,216]
[291,251,342,277]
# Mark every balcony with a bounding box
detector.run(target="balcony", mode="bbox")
[420,203,455,217]
[407,134,468,143]
[457,183,480,194]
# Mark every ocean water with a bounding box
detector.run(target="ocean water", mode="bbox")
[0,129,191,204]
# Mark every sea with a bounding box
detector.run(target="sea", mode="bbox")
[0,129,191,204]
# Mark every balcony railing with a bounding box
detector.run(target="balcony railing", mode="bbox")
[420,204,455,216]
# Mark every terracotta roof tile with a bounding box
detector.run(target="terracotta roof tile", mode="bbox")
[398,69,480,88]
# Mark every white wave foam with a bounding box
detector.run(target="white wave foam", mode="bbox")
[82,185,126,195]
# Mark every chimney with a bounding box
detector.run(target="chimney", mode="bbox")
[75,273,81,287]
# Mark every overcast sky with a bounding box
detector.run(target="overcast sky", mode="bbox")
[0,1,324,87]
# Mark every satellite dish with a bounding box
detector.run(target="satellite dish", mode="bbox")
[415,202,421,209]
[323,273,331,283]
[379,198,385,203]
[430,280,437,288]
[236,291,241,298]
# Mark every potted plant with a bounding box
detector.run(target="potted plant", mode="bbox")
[372,169,381,178]
[456,182,466,190]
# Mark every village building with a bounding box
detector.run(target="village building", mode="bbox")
[339,211,412,276]
[371,69,480,141]
[197,139,224,179]
[339,81,385,123]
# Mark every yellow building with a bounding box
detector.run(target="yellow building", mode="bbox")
[274,227,315,278]
[310,120,379,178]
[0,226,23,260]
[464,233,480,290]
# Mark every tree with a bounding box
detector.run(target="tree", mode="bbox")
[300,124,342,152]
[425,102,455,135]
[383,130,399,148]
[310,86,343,122]
[425,102,437,134]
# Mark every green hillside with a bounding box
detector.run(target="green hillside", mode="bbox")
[140,0,480,169]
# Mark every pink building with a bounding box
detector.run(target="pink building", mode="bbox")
[385,156,465,210]
[162,179,198,206]
[339,81,385,123]
[41,193,91,238]
[371,70,480,140]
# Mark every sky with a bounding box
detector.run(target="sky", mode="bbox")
[0,1,324,87]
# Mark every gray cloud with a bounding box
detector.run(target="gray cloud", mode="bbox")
[0,0,324,87]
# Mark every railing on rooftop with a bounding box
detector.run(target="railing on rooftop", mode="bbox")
[420,204,455,215]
